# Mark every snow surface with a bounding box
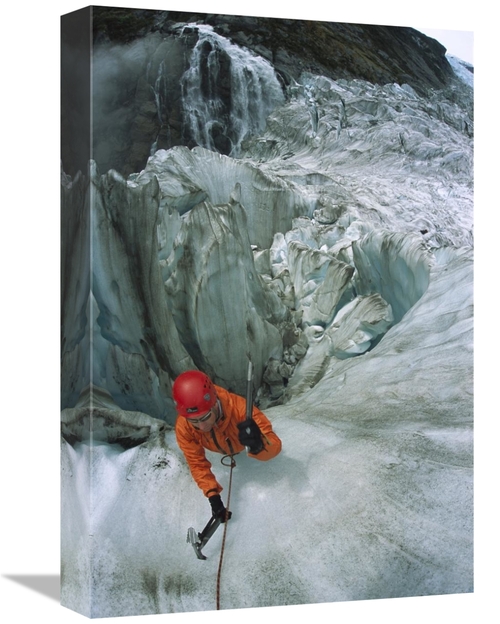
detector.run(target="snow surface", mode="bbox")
[60,26,473,618]
[447,54,474,89]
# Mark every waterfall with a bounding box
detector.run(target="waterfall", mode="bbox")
[180,25,285,156]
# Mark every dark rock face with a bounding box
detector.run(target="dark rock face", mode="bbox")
[93,9,454,88]
[70,8,459,177]
[208,15,454,91]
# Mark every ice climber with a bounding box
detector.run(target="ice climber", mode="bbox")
[173,370,282,522]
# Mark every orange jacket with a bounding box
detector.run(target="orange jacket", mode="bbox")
[175,385,282,497]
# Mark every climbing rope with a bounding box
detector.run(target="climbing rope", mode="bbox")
[216,453,236,610]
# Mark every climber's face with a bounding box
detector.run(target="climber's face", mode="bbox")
[189,406,217,432]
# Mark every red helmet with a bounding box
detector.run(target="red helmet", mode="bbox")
[173,370,217,418]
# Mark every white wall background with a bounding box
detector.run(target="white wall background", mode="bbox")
[0,1,494,623]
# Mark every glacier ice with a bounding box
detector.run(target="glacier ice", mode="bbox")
[60,23,473,618]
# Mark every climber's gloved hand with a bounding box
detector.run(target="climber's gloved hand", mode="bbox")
[237,419,264,455]
[208,494,232,522]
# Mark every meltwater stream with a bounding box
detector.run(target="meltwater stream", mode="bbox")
[180,25,285,156]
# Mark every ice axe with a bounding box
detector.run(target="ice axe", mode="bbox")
[238,360,267,456]
[187,515,223,560]
[245,359,254,421]
[241,359,255,441]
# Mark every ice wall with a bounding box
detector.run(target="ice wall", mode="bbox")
[62,64,472,418]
